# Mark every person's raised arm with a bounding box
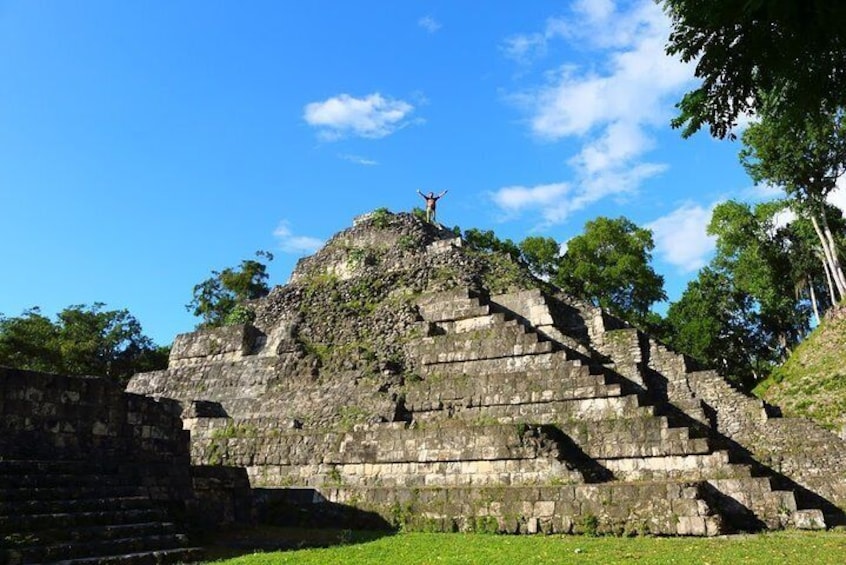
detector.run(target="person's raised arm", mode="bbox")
[438,189,449,198]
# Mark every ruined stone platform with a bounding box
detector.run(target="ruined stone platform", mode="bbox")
[127,211,842,535]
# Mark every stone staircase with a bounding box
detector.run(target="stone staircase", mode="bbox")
[0,458,202,565]
[396,288,823,533]
[174,287,830,535]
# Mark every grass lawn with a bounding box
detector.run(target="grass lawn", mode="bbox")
[205,527,846,564]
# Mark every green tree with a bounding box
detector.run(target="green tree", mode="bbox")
[462,228,521,260]
[740,105,846,301]
[708,200,810,360]
[518,236,560,280]
[661,0,846,139]
[665,268,767,390]
[0,304,168,384]
[554,217,666,327]
[188,251,274,328]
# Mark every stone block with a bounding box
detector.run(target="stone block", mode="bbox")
[792,509,826,530]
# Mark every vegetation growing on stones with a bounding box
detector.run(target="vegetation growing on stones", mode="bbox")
[756,312,846,432]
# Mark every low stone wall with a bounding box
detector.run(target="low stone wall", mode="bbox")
[320,483,720,536]
[0,366,255,533]
[0,366,192,505]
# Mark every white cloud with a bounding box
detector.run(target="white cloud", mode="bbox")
[495,1,696,223]
[491,182,572,223]
[418,16,441,33]
[273,221,323,254]
[831,178,846,214]
[501,32,548,64]
[648,202,717,272]
[303,93,415,140]
[745,182,784,201]
[339,154,378,166]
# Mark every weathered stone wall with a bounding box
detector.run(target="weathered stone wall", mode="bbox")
[687,369,846,511]
[322,482,721,536]
[0,366,192,504]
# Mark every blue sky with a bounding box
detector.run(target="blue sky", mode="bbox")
[3,1,842,346]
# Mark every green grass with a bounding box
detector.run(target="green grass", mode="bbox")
[206,529,846,565]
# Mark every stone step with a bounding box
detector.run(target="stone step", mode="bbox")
[554,416,713,458]
[405,365,613,409]
[0,496,157,516]
[193,420,565,468]
[7,534,191,564]
[418,349,591,377]
[417,341,557,365]
[413,331,555,366]
[34,546,205,565]
[248,457,581,489]
[0,472,131,489]
[0,485,145,502]
[417,393,652,424]
[434,312,523,334]
[315,481,723,536]
[0,508,168,531]
[9,522,181,545]
[707,477,798,531]
[0,460,120,475]
[417,294,490,322]
[598,451,752,481]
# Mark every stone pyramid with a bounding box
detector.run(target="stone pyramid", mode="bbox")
[128,211,846,535]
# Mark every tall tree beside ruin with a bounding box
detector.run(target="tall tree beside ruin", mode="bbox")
[707,200,810,360]
[739,105,846,303]
[660,0,846,139]
[664,267,766,390]
[518,236,561,280]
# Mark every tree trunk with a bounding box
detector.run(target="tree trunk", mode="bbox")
[808,275,821,325]
[822,253,839,307]
[819,209,846,296]
[810,214,846,300]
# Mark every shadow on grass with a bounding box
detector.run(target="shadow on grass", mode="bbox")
[202,488,395,560]
[202,526,392,561]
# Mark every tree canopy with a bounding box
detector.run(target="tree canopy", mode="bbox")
[740,104,846,301]
[0,304,167,385]
[187,251,274,328]
[660,0,846,139]
[554,216,666,327]
[664,267,766,390]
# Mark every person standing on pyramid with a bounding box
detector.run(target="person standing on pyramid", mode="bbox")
[417,189,448,224]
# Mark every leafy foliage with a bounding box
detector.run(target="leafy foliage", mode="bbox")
[661,0,846,139]
[740,105,846,304]
[518,236,560,280]
[188,251,274,328]
[0,304,167,385]
[462,228,521,261]
[665,268,769,390]
[740,105,846,205]
[708,201,809,356]
[554,217,666,327]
